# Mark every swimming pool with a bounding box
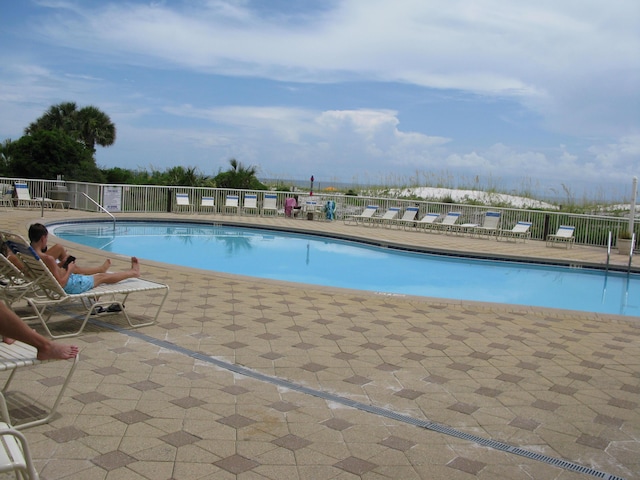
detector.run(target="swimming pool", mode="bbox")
[50,221,639,318]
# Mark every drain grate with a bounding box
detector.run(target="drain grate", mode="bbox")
[91,319,627,480]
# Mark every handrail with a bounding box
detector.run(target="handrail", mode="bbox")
[628,232,635,273]
[80,192,116,230]
[605,231,611,273]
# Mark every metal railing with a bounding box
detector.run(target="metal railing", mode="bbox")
[1,177,637,251]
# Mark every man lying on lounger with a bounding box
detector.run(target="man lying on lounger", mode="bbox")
[4,226,112,276]
[28,223,140,295]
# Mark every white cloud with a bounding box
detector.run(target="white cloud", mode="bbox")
[1,0,638,199]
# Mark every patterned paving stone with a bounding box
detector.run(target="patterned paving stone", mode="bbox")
[334,456,377,475]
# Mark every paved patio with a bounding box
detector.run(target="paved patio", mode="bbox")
[1,208,639,479]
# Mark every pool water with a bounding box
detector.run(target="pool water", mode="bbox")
[51,221,640,318]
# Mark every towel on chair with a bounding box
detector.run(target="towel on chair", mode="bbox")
[324,200,336,220]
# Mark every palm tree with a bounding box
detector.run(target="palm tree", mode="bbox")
[76,106,116,152]
[25,102,78,135]
[25,102,116,153]
[214,159,265,189]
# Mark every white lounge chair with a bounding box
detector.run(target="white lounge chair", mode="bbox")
[224,195,240,215]
[394,207,419,229]
[373,207,401,227]
[262,194,278,216]
[406,212,440,231]
[344,205,379,225]
[470,211,501,237]
[0,254,38,307]
[432,211,462,233]
[3,233,169,339]
[243,194,258,215]
[14,182,68,210]
[0,421,39,478]
[546,225,575,248]
[497,221,532,242]
[12,183,39,209]
[0,185,12,208]
[175,193,193,213]
[0,340,78,430]
[199,196,215,213]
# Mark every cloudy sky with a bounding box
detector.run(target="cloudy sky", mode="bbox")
[1,0,639,198]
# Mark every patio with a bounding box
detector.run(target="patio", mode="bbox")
[1,208,638,479]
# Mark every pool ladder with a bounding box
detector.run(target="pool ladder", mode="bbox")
[606,231,636,274]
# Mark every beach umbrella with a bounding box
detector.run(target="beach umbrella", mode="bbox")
[310,175,314,196]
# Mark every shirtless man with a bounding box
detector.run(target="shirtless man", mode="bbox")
[2,227,111,276]
[28,223,140,295]
[1,300,78,360]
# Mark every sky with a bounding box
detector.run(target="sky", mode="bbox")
[1,0,639,200]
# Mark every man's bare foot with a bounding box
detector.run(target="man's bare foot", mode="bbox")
[2,337,16,345]
[100,259,112,273]
[131,257,141,277]
[37,342,79,361]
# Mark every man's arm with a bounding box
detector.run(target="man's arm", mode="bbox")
[42,254,74,287]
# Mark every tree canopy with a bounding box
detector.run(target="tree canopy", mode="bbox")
[213,159,266,190]
[7,130,103,182]
[3,101,268,189]
[26,102,116,153]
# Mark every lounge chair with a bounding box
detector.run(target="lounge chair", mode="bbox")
[497,221,532,242]
[175,193,193,213]
[14,182,68,210]
[0,254,38,307]
[12,183,39,209]
[406,212,440,231]
[373,207,401,227]
[0,185,12,208]
[344,205,379,225]
[242,194,258,215]
[0,421,39,478]
[262,194,278,216]
[303,200,320,220]
[199,196,215,213]
[470,211,501,237]
[224,195,240,215]
[393,207,419,229]
[546,225,575,248]
[432,211,462,233]
[2,233,169,339]
[0,340,78,430]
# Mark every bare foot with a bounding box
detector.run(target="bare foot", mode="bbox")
[131,257,141,277]
[37,342,79,361]
[2,337,16,345]
[100,259,112,273]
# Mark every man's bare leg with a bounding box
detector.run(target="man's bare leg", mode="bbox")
[0,301,78,360]
[92,257,140,287]
[75,259,111,275]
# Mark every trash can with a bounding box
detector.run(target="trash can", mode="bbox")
[307,212,314,221]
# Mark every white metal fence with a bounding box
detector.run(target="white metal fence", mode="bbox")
[0,177,634,250]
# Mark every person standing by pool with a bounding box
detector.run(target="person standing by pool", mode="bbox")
[28,223,141,294]
[285,195,302,218]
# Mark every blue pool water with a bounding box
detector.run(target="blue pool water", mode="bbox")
[50,221,639,318]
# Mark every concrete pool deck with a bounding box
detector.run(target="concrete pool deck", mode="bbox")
[1,208,639,479]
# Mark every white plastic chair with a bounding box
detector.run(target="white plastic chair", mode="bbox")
[243,194,258,215]
[0,422,39,479]
[262,194,278,216]
[546,225,575,248]
[175,193,193,213]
